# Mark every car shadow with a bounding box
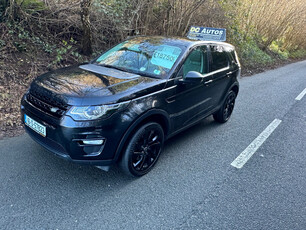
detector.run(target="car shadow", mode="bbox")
[21,115,221,192]
[164,116,219,149]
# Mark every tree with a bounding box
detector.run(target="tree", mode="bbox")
[0,0,17,22]
[0,0,9,21]
[80,0,92,55]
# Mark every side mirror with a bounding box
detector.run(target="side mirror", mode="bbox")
[184,71,204,83]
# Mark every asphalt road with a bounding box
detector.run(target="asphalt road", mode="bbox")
[0,60,305,230]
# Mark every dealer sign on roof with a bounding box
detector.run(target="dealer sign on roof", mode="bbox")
[187,26,226,42]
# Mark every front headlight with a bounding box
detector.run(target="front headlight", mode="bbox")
[67,101,130,121]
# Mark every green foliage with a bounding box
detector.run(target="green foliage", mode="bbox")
[14,41,27,51]
[93,0,140,40]
[7,22,33,52]
[7,22,29,51]
[237,40,273,67]
[43,43,54,53]
[289,49,306,59]
[4,20,85,67]
[6,21,58,55]
[269,40,289,60]
[53,41,72,65]
[17,0,45,13]
[94,0,130,23]
[2,0,305,72]
[219,0,306,67]
[1,0,46,22]
[35,36,56,53]
[51,38,79,66]
[0,39,5,48]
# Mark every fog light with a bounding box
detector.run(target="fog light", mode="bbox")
[82,139,104,145]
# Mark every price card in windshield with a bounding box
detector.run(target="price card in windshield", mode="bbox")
[151,45,182,69]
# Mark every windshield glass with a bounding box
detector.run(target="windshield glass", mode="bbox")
[94,38,183,78]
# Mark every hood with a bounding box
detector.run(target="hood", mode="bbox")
[30,64,166,106]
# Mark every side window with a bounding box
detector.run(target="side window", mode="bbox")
[229,50,239,65]
[210,45,229,72]
[177,46,208,78]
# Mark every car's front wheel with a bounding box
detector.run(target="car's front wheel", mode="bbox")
[119,122,164,177]
[213,90,236,123]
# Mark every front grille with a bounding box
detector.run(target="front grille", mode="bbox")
[30,88,68,109]
[26,93,67,118]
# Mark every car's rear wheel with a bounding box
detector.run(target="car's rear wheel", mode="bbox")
[119,122,164,177]
[213,90,236,123]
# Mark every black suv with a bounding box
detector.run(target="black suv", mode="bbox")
[21,36,240,176]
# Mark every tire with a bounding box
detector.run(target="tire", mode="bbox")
[213,90,236,123]
[119,122,164,177]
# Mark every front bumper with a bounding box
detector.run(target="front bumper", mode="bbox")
[21,96,130,166]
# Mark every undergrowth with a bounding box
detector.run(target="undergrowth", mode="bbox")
[0,0,305,138]
[237,40,273,68]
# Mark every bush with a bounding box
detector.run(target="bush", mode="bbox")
[269,40,289,60]
[289,49,306,59]
[237,40,273,67]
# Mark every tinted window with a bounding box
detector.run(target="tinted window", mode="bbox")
[229,50,238,64]
[210,45,229,72]
[178,46,208,78]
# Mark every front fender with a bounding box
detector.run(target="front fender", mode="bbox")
[113,109,170,162]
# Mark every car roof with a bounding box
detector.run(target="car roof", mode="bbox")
[127,35,235,49]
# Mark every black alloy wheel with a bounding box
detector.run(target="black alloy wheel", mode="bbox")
[120,122,164,177]
[213,90,236,123]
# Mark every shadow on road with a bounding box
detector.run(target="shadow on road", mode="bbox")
[1,115,223,196]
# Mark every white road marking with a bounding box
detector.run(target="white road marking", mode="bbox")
[295,88,306,100]
[231,119,282,169]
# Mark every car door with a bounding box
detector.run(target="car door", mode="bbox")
[208,44,232,106]
[166,45,215,132]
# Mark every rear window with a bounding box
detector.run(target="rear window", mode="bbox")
[210,45,229,71]
[229,50,239,65]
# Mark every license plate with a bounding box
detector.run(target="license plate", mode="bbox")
[24,114,46,137]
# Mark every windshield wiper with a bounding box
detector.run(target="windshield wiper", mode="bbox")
[97,63,161,79]
[132,70,160,79]
[98,64,129,73]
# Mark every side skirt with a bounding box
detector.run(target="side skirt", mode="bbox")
[167,106,220,140]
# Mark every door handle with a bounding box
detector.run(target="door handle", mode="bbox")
[204,79,213,84]
[226,71,233,77]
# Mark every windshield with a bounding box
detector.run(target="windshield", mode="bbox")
[94,39,183,78]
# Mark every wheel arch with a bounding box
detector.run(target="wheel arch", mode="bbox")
[230,84,239,96]
[218,82,239,108]
[114,109,170,162]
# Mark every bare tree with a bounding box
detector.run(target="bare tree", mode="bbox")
[80,0,92,55]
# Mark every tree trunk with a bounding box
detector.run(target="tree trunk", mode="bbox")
[80,0,92,56]
[0,0,9,22]
[1,0,18,22]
